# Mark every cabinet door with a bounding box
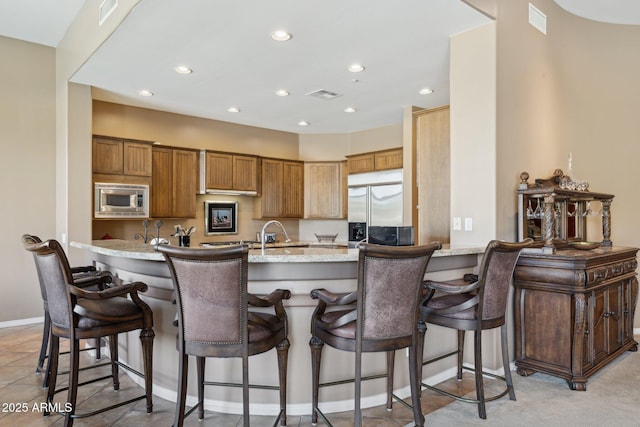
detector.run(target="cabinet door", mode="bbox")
[205,152,233,189]
[151,148,173,218]
[93,137,123,175]
[415,106,450,244]
[589,288,608,366]
[123,141,152,176]
[282,161,304,218]
[304,162,343,219]
[259,158,283,217]
[374,148,403,171]
[589,285,623,366]
[233,155,258,191]
[347,153,374,174]
[172,149,198,218]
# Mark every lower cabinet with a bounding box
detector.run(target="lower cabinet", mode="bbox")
[152,147,198,218]
[514,247,638,391]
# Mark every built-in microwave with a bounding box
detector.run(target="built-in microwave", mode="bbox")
[94,183,149,218]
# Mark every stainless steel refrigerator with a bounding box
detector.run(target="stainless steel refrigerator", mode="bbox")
[347,168,403,241]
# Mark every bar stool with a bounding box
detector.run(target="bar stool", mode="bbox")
[23,237,154,427]
[22,234,113,387]
[418,239,532,419]
[158,244,291,427]
[309,242,441,427]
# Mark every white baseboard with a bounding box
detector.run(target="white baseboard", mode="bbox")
[0,317,44,328]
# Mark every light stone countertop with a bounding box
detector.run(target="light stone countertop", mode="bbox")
[71,239,485,263]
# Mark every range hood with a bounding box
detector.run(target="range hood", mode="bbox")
[198,150,258,196]
[202,188,258,196]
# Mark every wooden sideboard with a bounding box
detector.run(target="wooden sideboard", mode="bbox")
[514,246,638,390]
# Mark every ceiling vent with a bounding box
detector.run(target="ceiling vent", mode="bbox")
[99,0,119,26]
[306,89,342,100]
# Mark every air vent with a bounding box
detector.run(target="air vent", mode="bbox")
[306,89,342,100]
[99,0,118,26]
[528,3,547,35]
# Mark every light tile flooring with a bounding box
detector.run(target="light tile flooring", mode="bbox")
[0,323,481,426]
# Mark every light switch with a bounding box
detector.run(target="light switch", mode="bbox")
[464,217,473,231]
[453,217,461,230]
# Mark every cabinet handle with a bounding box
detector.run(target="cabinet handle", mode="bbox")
[603,311,618,319]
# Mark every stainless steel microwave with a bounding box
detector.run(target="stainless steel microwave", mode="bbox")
[94,183,149,218]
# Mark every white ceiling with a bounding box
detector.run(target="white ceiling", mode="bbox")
[554,0,640,25]
[0,0,85,47]
[70,0,489,134]
[1,1,638,134]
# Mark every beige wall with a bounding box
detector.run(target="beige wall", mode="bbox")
[495,0,640,327]
[450,21,497,246]
[93,100,299,158]
[57,1,141,265]
[0,36,56,322]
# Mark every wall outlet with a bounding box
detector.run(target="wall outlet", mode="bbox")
[464,217,473,231]
[453,217,461,230]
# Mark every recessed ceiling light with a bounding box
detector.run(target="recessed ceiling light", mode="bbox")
[298,121,309,127]
[138,89,153,97]
[419,87,434,95]
[344,107,357,113]
[175,65,192,74]
[271,30,292,41]
[348,63,365,73]
[275,89,290,97]
[227,107,240,113]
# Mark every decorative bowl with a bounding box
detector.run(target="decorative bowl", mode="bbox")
[568,241,600,250]
[314,233,338,243]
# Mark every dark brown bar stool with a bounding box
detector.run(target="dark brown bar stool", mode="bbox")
[418,239,533,419]
[309,242,441,427]
[158,244,291,427]
[22,234,113,387]
[23,237,155,427]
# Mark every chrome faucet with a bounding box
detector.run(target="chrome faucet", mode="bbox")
[260,220,291,254]
[134,219,155,243]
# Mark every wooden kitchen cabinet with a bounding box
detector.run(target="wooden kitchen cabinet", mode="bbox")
[254,158,303,218]
[304,161,346,219]
[346,147,402,174]
[92,136,152,176]
[282,160,304,218]
[203,151,259,192]
[152,147,198,218]
[513,246,638,391]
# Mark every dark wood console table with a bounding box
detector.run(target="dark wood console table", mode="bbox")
[514,246,638,390]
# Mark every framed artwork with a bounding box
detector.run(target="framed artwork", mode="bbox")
[205,201,238,235]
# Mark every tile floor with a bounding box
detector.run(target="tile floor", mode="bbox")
[0,323,481,426]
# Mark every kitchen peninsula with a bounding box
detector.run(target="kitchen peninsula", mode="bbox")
[72,239,483,416]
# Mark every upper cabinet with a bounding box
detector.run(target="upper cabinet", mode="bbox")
[282,160,304,218]
[346,147,402,174]
[93,136,152,176]
[152,147,199,218]
[304,161,346,219]
[201,150,259,193]
[255,158,304,218]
